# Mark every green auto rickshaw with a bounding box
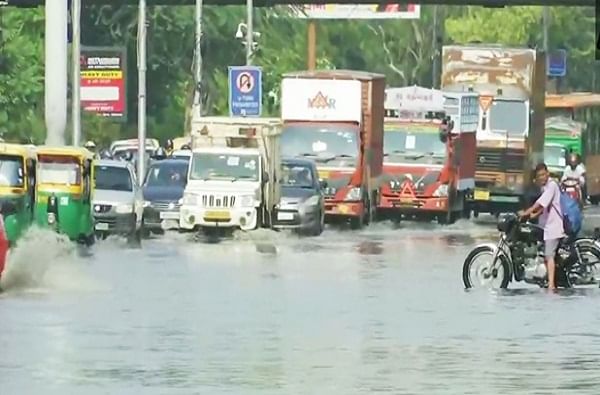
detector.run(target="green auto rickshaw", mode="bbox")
[0,143,37,245]
[34,146,95,245]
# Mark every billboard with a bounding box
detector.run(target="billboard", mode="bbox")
[80,46,127,121]
[289,3,420,19]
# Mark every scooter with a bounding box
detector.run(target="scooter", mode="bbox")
[561,178,583,204]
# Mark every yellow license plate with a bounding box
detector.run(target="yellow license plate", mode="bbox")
[337,204,350,214]
[318,170,330,179]
[204,210,231,220]
[474,189,490,201]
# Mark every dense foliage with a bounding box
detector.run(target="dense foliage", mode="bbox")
[0,5,597,144]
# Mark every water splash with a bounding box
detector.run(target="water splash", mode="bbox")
[0,226,87,293]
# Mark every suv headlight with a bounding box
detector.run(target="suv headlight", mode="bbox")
[433,184,448,197]
[344,187,362,201]
[143,200,151,208]
[183,193,197,205]
[303,195,320,207]
[116,204,133,214]
[240,195,255,207]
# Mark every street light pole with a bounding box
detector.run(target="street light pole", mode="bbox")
[71,0,81,146]
[195,0,203,119]
[246,0,252,65]
[137,0,147,185]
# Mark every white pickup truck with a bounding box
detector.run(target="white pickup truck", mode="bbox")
[179,117,282,231]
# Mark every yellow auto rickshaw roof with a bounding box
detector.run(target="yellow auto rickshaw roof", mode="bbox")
[35,145,95,160]
[0,143,37,158]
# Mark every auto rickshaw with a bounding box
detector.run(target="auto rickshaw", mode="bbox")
[0,143,37,245]
[34,146,95,245]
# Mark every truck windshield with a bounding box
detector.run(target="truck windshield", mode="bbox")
[38,156,80,185]
[544,145,567,168]
[0,155,24,187]
[94,165,133,191]
[546,108,574,120]
[145,162,188,187]
[281,124,359,167]
[384,126,445,158]
[190,153,259,181]
[488,100,528,136]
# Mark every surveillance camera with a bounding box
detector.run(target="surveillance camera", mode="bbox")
[235,23,245,39]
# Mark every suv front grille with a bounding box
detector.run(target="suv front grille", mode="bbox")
[201,194,236,208]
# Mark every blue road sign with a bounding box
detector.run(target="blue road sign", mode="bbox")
[547,49,567,77]
[228,66,262,117]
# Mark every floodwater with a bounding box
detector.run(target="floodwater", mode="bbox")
[2,218,600,395]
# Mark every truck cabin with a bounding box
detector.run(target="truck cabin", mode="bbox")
[383,86,446,165]
[189,126,268,184]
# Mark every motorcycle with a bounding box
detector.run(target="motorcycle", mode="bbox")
[561,177,583,205]
[462,212,600,289]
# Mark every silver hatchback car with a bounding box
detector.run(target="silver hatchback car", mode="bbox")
[92,160,143,242]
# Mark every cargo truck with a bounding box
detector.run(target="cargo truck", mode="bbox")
[378,85,478,224]
[280,70,385,229]
[179,117,282,231]
[441,45,546,215]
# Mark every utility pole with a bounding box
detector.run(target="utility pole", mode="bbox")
[431,5,439,89]
[195,0,203,118]
[307,21,316,70]
[246,0,253,65]
[137,0,147,185]
[71,0,81,146]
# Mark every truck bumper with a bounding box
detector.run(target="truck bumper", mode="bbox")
[93,213,136,235]
[467,188,522,213]
[179,205,258,230]
[324,201,364,219]
[378,195,449,214]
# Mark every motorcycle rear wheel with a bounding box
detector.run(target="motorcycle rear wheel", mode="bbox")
[463,246,511,289]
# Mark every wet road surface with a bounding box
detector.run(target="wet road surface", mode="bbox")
[2,214,600,394]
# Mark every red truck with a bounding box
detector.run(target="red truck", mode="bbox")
[377,86,478,224]
[280,70,385,229]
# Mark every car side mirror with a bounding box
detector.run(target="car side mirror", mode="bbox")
[319,180,328,189]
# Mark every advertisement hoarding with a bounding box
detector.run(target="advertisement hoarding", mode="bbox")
[289,3,420,19]
[80,46,127,121]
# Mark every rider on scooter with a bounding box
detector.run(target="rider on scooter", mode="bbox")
[561,152,585,203]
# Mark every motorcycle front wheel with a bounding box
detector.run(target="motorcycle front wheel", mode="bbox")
[462,246,511,289]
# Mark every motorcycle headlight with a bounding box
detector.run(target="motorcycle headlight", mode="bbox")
[116,204,133,214]
[303,195,320,207]
[240,195,255,207]
[183,194,197,205]
[344,187,362,201]
[433,184,448,197]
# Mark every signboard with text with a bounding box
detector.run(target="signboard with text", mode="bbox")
[80,46,127,121]
[289,3,420,19]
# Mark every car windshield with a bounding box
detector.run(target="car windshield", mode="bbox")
[38,155,81,185]
[113,147,154,161]
[281,124,359,167]
[488,100,528,136]
[190,153,259,181]
[281,163,314,188]
[144,162,188,187]
[0,155,24,187]
[94,165,133,191]
[545,145,567,168]
[384,125,445,157]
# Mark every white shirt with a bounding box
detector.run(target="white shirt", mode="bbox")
[561,163,586,186]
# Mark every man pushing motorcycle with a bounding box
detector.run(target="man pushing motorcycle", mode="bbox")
[518,163,565,289]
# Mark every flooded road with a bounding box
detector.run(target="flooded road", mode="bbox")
[2,219,600,394]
